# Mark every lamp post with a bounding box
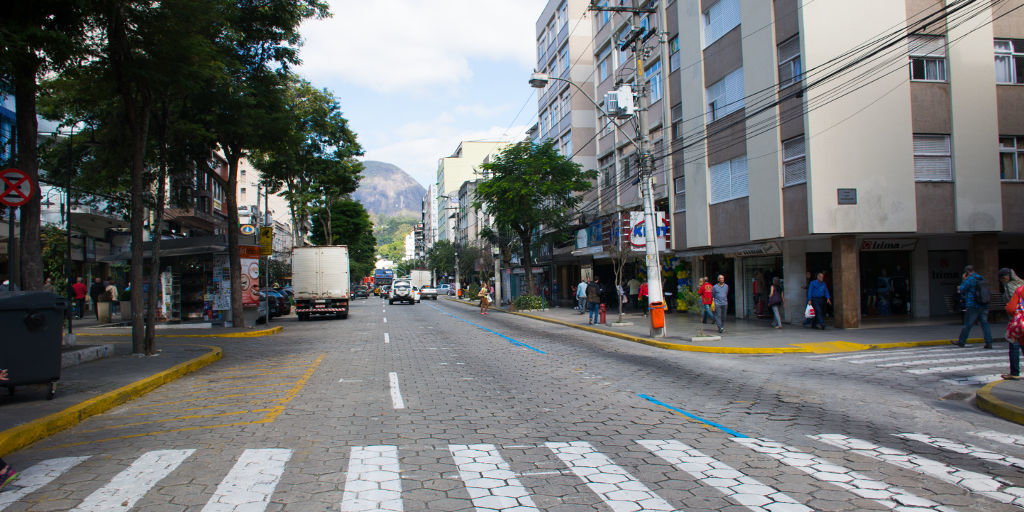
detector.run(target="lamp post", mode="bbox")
[492,244,500,307]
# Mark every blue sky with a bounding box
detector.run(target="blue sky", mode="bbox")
[297,0,548,189]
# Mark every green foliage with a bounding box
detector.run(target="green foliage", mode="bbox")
[40,226,67,296]
[310,199,376,279]
[466,283,481,301]
[378,239,405,262]
[373,215,418,253]
[476,140,597,294]
[514,294,545,311]
[679,286,701,312]
[426,240,456,277]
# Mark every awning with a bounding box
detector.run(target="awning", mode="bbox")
[102,234,228,261]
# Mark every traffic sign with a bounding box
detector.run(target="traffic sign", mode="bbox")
[0,168,33,208]
[240,224,256,235]
[259,226,273,256]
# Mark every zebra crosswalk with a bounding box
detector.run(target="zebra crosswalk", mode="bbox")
[806,345,1010,384]
[2,429,1022,511]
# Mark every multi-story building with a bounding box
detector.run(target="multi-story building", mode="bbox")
[404,230,415,261]
[421,184,437,250]
[435,141,508,242]
[235,158,295,260]
[667,0,1024,326]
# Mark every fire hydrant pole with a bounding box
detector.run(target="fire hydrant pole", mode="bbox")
[599,303,606,325]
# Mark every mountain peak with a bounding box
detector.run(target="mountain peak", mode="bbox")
[353,161,427,218]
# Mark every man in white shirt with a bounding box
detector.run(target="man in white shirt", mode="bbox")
[576,279,588,313]
[627,277,641,311]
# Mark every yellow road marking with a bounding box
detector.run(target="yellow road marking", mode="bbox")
[185,382,293,393]
[111,398,289,419]
[131,389,285,408]
[74,408,268,434]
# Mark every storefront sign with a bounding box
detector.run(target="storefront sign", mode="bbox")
[212,254,231,311]
[240,244,260,307]
[860,239,917,251]
[628,211,669,252]
[728,242,782,257]
[240,224,256,235]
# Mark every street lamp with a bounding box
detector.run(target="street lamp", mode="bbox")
[492,244,500,306]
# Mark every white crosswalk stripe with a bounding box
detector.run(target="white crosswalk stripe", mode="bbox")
[733,437,956,511]
[638,439,811,512]
[202,448,291,512]
[907,362,1006,375]
[71,449,194,512]
[821,347,952,362]
[809,345,1009,384]
[876,355,1004,367]
[546,441,675,512]
[0,456,89,512]
[6,432,1024,511]
[810,434,1024,507]
[340,445,403,512]
[449,444,540,511]
[895,433,1024,470]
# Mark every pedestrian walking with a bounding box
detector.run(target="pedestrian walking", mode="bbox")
[768,277,784,328]
[999,268,1023,380]
[72,277,87,319]
[953,265,993,348]
[104,279,119,317]
[627,277,641,312]
[576,278,588,313]
[801,271,813,327]
[697,277,714,325]
[586,277,602,324]
[807,272,831,330]
[552,281,560,307]
[478,285,491,315]
[663,276,677,312]
[0,369,19,491]
[89,277,104,319]
[712,274,729,333]
[638,280,649,317]
[42,277,54,293]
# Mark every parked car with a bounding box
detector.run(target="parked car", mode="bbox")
[388,280,416,305]
[438,284,452,296]
[420,284,437,300]
[353,285,369,299]
[256,291,281,321]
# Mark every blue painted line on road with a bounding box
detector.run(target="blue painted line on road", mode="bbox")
[638,394,748,438]
[428,303,546,354]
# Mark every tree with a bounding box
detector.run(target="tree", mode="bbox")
[0,2,87,290]
[476,140,597,295]
[309,199,376,279]
[426,240,456,278]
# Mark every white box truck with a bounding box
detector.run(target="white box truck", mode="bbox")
[409,269,431,290]
[292,246,350,320]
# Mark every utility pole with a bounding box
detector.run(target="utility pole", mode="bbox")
[590,0,664,336]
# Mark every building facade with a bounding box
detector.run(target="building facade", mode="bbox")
[235,158,295,261]
[435,141,509,242]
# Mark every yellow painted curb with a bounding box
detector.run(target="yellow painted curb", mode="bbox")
[0,344,223,457]
[976,380,1024,426]
[76,326,283,338]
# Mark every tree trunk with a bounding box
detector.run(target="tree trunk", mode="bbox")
[518,230,534,297]
[145,106,169,354]
[225,147,243,327]
[14,54,43,290]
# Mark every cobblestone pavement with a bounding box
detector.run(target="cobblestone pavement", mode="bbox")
[1,297,1022,511]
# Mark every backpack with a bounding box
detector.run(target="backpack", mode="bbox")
[976,276,991,305]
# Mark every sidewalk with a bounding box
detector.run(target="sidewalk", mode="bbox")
[448,297,1024,425]
[0,321,283,457]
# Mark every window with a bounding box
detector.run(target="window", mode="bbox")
[669,36,680,72]
[778,35,801,87]
[671,104,683,140]
[616,27,631,67]
[240,187,246,200]
[550,101,560,129]
[559,46,570,77]
[598,45,611,82]
[645,60,662,103]
[703,0,740,48]
[995,39,1024,84]
[709,155,748,203]
[561,93,571,120]
[913,134,952,181]
[561,133,573,157]
[558,2,568,31]
[600,155,615,187]
[705,67,744,123]
[538,31,547,60]
[1000,136,1024,180]
[782,136,806,186]
[908,35,946,81]
[674,175,685,211]
[599,1,610,26]
[601,114,615,137]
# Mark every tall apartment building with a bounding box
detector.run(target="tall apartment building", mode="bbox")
[669,0,1024,327]
[435,141,509,242]
[235,158,295,259]
[421,184,437,250]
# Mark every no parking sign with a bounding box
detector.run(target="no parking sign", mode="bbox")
[0,168,33,207]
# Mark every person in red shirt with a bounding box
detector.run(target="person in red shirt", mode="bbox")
[638,281,649,317]
[71,277,88,319]
[698,276,714,325]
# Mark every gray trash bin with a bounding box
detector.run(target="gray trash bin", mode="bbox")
[0,291,67,399]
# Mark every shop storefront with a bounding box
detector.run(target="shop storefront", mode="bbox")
[859,239,916,319]
[740,255,783,319]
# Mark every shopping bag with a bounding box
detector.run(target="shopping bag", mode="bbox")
[1007,287,1024,316]
[710,302,716,312]
[804,304,816,318]
[1007,310,1024,340]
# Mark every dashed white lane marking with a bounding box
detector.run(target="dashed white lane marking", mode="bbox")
[971,430,1024,448]
[907,362,1006,375]
[894,433,1024,470]
[389,372,405,409]
[734,437,954,511]
[449,444,540,511]
[0,456,90,511]
[71,449,194,512]
[638,439,811,512]
[546,441,675,512]
[383,317,387,324]
[341,445,402,512]
[823,347,952,361]
[202,449,291,512]
[338,378,363,383]
[384,333,390,344]
[876,355,1004,368]
[810,434,1024,507]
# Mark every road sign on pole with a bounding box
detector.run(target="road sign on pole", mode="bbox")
[259,226,273,256]
[0,168,34,207]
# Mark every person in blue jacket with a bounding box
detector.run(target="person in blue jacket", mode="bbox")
[807,272,831,330]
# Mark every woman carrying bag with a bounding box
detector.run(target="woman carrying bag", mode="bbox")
[478,285,491,315]
[999,268,1024,380]
[768,277,784,329]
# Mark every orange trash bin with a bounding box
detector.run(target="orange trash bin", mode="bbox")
[649,301,665,329]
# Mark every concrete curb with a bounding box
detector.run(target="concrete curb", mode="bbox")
[0,344,223,457]
[60,344,115,368]
[444,297,989,355]
[976,380,1024,426]
[76,325,283,338]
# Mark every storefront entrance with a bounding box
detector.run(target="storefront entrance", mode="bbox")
[860,251,912,318]
[742,256,782,319]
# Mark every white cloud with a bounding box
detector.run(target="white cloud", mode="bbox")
[364,123,529,188]
[299,0,547,92]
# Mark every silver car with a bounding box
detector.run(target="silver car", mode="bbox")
[388,279,416,305]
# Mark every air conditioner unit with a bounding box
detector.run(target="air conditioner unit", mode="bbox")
[603,86,635,119]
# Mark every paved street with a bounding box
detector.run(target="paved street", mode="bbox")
[3,298,1024,511]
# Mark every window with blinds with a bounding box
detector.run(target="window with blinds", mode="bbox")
[778,36,801,88]
[709,155,749,204]
[703,0,740,48]
[913,134,952,181]
[995,39,1024,84]
[674,175,686,211]
[908,35,946,81]
[782,136,806,186]
[706,67,744,123]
